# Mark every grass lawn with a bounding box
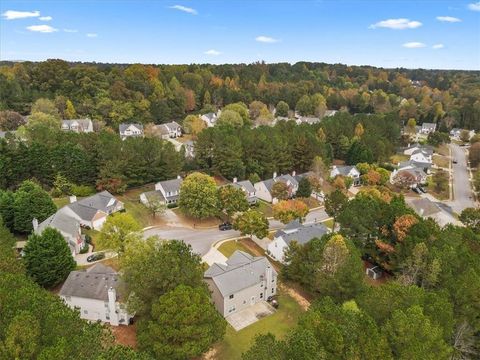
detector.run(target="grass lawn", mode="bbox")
[214,288,304,360]
[83,228,101,250]
[322,218,334,230]
[433,154,450,169]
[426,175,449,200]
[436,144,450,157]
[257,200,273,217]
[217,239,252,258]
[390,154,409,164]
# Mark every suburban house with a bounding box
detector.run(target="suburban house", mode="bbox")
[162,121,182,138]
[390,167,427,188]
[409,148,433,164]
[140,176,183,206]
[200,112,218,127]
[34,209,84,256]
[66,192,124,230]
[324,110,338,117]
[406,198,461,227]
[296,116,321,125]
[119,123,144,140]
[59,263,133,326]
[183,140,195,158]
[403,143,430,156]
[232,179,257,205]
[61,119,94,133]
[420,122,437,134]
[204,251,277,317]
[267,220,329,263]
[450,128,475,141]
[254,172,300,203]
[330,165,361,186]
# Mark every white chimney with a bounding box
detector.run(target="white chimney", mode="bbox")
[233,177,237,183]
[32,218,38,231]
[273,171,277,179]
[292,170,296,177]
[69,195,77,203]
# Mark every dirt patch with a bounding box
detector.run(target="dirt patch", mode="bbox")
[278,283,310,311]
[109,323,137,348]
[171,208,221,228]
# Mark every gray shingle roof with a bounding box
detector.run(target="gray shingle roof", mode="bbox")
[157,178,182,194]
[261,174,298,192]
[67,191,120,221]
[409,198,441,217]
[163,121,182,131]
[141,190,166,203]
[275,221,329,246]
[59,264,122,301]
[36,208,80,250]
[204,251,276,297]
[334,165,358,176]
[119,123,144,133]
[62,119,92,129]
[233,180,255,193]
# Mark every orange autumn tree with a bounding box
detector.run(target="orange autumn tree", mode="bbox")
[272,199,309,224]
[393,214,419,242]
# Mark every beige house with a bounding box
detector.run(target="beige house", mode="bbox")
[204,251,277,317]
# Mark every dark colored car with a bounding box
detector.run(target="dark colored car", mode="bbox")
[218,222,233,231]
[412,187,421,194]
[452,159,458,164]
[417,185,427,193]
[87,252,105,262]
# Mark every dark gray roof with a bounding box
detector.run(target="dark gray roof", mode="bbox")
[157,178,182,194]
[36,208,80,251]
[412,148,433,156]
[202,112,216,121]
[119,123,144,133]
[204,251,276,297]
[59,264,122,301]
[410,198,441,217]
[233,180,255,193]
[422,122,436,130]
[67,191,120,221]
[399,160,432,169]
[163,121,182,131]
[275,221,329,246]
[333,165,358,176]
[261,174,298,192]
[141,190,166,203]
[62,119,92,127]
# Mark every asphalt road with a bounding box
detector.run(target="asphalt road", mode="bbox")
[143,208,329,256]
[449,143,476,213]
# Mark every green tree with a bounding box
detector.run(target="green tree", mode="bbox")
[183,114,206,136]
[65,99,77,119]
[324,189,348,230]
[178,172,218,219]
[242,333,285,360]
[145,199,167,217]
[97,213,141,255]
[384,306,452,360]
[0,110,25,131]
[218,185,249,219]
[31,98,60,117]
[217,109,244,128]
[272,199,309,224]
[23,227,76,288]
[276,101,290,118]
[13,180,56,234]
[121,238,205,316]
[296,95,314,116]
[0,190,15,231]
[459,207,480,233]
[271,181,289,201]
[0,219,24,274]
[296,177,312,198]
[137,285,226,360]
[224,102,250,124]
[233,209,269,239]
[1,311,40,360]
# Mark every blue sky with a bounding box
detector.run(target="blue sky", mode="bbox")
[1,0,479,70]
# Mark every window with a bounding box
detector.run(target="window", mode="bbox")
[228,305,236,313]
[260,293,263,298]
[106,313,110,320]
[229,294,234,299]
[272,288,274,293]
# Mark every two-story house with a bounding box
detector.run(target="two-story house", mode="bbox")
[254,172,300,203]
[267,220,329,263]
[140,176,183,206]
[61,119,94,133]
[161,121,182,138]
[119,123,144,140]
[200,111,219,127]
[232,179,257,205]
[59,263,133,326]
[330,165,361,186]
[420,122,437,134]
[204,251,277,317]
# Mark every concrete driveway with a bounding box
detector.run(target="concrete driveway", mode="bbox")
[143,208,330,257]
[226,301,276,331]
[448,144,477,213]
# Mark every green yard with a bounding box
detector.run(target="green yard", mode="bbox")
[257,200,273,218]
[322,218,334,230]
[390,154,409,164]
[217,239,253,258]
[214,289,304,360]
[433,154,450,169]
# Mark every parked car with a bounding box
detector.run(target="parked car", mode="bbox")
[453,159,458,164]
[86,252,105,262]
[218,222,233,231]
[412,187,421,194]
[417,185,427,193]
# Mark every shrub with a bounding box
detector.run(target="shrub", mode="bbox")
[71,185,96,197]
[79,242,89,254]
[167,203,178,209]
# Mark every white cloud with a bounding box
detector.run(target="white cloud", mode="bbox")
[370,18,422,30]
[204,49,221,56]
[402,42,426,48]
[39,16,52,21]
[436,16,461,22]
[432,44,445,49]
[255,35,280,43]
[169,5,198,15]
[86,33,98,38]
[63,29,78,33]
[2,10,40,20]
[26,24,58,33]
[468,2,480,11]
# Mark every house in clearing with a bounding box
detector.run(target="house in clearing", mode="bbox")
[406,197,461,227]
[204,250,277,317]
[140,177,183,206]
[200,112,219,127]
[254,171,301,203]
[61,119,94,133]
[330,165,361,186]
[59,263,133,326]
[420,122,437,135]
[119,123,144,140]
[231,178,257,205]
[267,220,329,263]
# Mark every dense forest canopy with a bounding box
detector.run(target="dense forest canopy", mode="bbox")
[1,59,479,130]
